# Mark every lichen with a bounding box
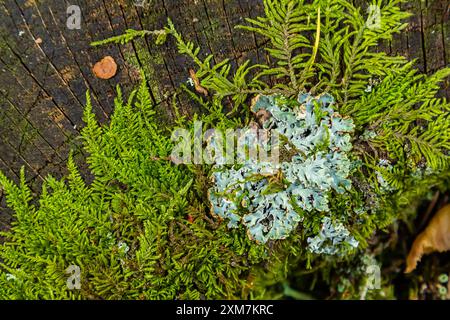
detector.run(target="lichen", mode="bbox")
[208,93,358,246]
[306,217,359,255]
[375,159,397,193]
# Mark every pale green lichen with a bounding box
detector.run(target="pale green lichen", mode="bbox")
[375,159,397,193]
[306,217,359,255]
[208,93,358,246]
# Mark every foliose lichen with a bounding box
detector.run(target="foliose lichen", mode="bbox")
[375,159,397,193]
[306,217,359,255]
[208,93,358,247]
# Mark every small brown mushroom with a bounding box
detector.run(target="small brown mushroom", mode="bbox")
[93,56,117,80]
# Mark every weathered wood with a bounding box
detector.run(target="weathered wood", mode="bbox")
[0,0,448,198]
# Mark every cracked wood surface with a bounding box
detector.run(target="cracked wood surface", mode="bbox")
[0,0,449,226]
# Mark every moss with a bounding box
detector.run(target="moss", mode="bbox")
[1,0,450,300]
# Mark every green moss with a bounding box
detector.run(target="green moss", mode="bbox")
[1,0,450,300]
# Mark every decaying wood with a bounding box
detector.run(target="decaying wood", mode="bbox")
[0,0,448,222]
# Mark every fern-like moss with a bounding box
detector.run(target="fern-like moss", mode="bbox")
[1,0,449,299]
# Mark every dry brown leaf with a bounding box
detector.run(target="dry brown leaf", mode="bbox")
[189,69,208,96]
[405,204,450,273]
[93,56,117,80]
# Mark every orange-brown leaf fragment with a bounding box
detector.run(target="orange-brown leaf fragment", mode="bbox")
[93,56,117,80]
[405,204,450,273]
[189,69,208,96]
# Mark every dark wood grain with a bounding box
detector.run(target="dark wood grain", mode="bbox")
[0,0,449,220]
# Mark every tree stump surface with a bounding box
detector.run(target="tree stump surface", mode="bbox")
[0,0,449,226]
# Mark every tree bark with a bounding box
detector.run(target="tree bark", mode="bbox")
[0,0,449,226]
